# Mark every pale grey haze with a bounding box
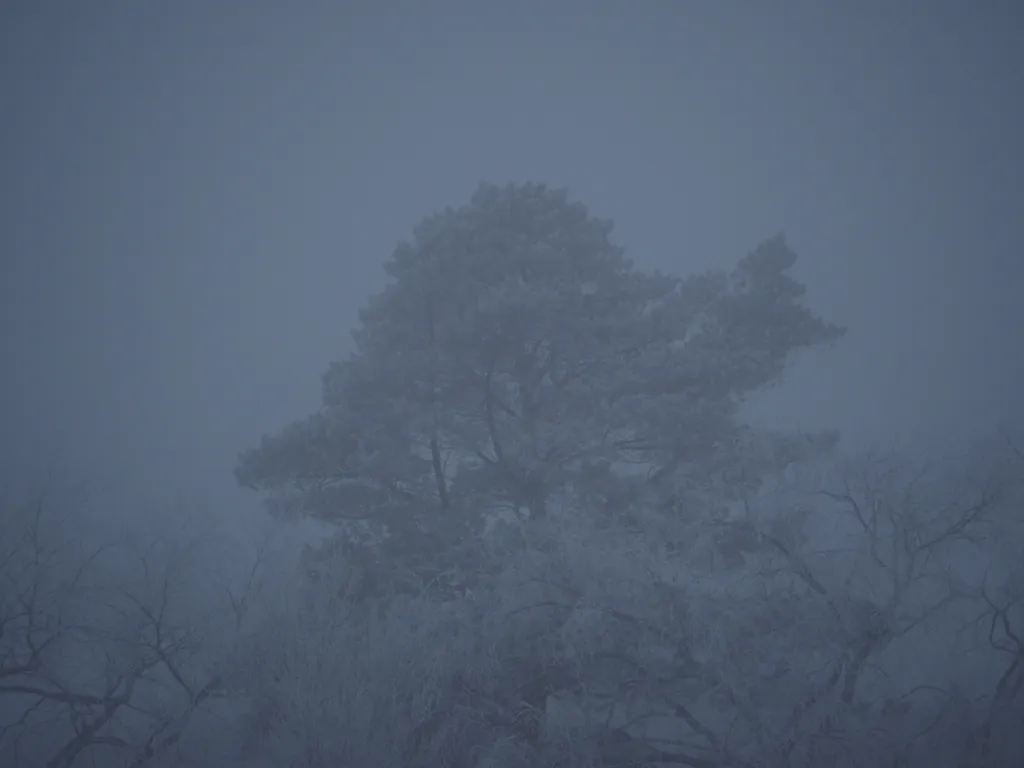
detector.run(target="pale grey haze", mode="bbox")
[2,2,1021,506]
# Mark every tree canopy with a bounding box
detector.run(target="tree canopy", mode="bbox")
[235,181,845,594]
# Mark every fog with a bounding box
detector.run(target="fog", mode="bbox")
[4,2,1020,503]
[2,3,1022,767]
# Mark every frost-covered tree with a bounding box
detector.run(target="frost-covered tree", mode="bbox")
[235,181,844,597]
[226,183,1024,767]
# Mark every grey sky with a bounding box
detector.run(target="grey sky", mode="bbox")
[2,2,1021,508]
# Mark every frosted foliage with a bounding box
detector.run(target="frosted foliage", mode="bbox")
[239,184,843,540]
[226,436,1024,767]
[226,185,1022,767]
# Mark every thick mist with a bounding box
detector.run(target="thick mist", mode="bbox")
[1,3,1022,767]
[3,2,1020,502]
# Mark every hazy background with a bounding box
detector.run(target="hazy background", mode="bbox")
[2,1,1021,515]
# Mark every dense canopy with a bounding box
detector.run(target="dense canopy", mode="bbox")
[236,182,845,593]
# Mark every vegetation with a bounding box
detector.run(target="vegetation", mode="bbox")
[4,183,1021,766]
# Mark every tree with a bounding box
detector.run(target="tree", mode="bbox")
[235,181,844,598]
[228,181,1024,766]
[660,434,1024,766]
[0,473,268,768]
